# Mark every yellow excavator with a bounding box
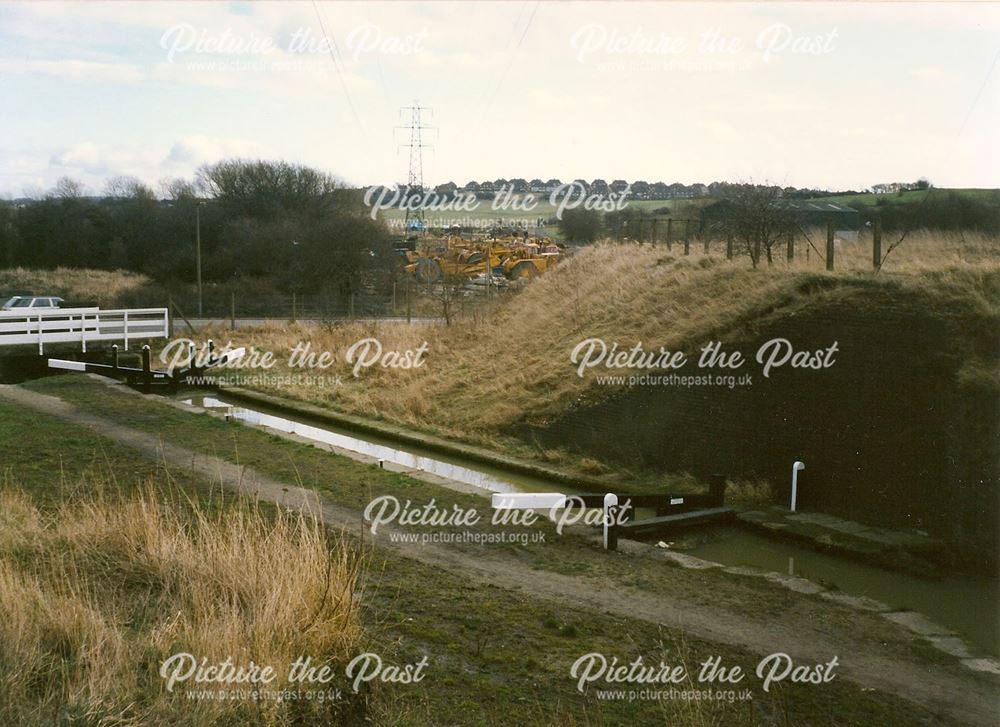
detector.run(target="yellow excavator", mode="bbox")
[401,235,563,284]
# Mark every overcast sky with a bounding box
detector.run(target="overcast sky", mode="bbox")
[1,1,998,196]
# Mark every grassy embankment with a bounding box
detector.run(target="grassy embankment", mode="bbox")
[191,231,999,478]
[2,377,970,725]
[0,415,365,724]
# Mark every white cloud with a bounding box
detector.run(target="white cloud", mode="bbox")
[0,58,144,83]
[910,65,946,81]
[166,136,263,165]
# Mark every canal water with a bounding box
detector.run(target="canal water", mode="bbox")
[687,529,998,656]
[177,390,999,657]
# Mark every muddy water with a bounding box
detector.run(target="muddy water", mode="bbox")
[179,392,573,495]
[178,391,999,657]
[688,529,999,656]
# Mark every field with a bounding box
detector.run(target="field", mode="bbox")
[805,188,1000,209]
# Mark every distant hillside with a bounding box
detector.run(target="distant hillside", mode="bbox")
[807,188,1000,209]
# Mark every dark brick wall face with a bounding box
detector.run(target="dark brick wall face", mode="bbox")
[524,301,999,557]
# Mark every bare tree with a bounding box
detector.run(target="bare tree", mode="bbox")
[51,176,85,199]
[196,159,346,220]
[719,184,797,268]
[159,176,197,201]
[104,175,156,201]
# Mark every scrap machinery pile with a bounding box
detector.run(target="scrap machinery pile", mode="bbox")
[399,233,564,285]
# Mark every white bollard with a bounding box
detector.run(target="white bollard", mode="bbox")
[603,493,618,550]
[790,461,805,512]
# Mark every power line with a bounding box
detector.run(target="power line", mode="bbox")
[957,44,1000,138]
[479,0,540,122]
[311,0,366,137]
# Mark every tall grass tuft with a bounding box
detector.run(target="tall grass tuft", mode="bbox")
[0,478,365,726]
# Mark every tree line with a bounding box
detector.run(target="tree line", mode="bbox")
[0,160,393,303]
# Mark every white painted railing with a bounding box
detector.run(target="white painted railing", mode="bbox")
[0,307,169,354]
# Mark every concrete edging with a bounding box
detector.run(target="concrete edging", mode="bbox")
[216,385,617,491]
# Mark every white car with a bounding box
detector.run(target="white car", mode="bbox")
[1,296,64,311]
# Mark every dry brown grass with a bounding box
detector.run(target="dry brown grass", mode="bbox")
[0,266,151,307]
[0,479,365,726]
[197,231,999,447]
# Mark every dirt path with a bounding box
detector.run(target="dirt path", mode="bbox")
[1,384,996,726]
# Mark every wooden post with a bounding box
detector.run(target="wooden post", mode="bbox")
[169,298,197,335]
[708,474,727,507]
[872,218,882,270]
[666,218,673,250]
[703,237,710,254]
[826,218,835,271]
[651,218,658,244]
[141,345,151,395]
[683,220,690,255]
[786,233,794,262]
[726,233,733,260]
[230,290,236,331]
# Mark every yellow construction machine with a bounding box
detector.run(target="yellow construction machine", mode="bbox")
[401,235,563,284]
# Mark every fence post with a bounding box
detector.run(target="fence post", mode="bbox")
[872,217,882,270]
[786,233,794,262]
[683,220,690,255]
[651,218,658,244]
[141,345,151,394]
[826,219,835,271]
[726,233,733,260]
[666,218,673,250]
[708,474,727,507]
